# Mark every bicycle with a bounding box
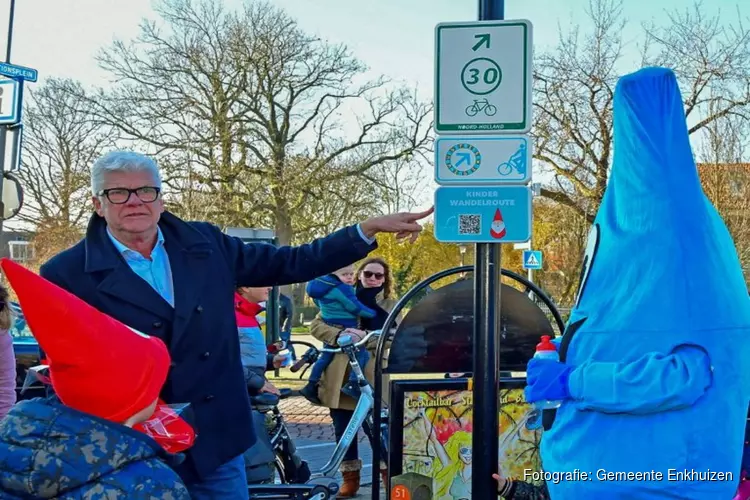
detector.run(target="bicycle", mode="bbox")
[465,98,497,117]
[247,330,389,499]
[497,142,527,176]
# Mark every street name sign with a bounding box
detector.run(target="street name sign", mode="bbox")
[0,62,38,82]
[435,135,531,185]
[434,186,532,243]
[434,20,532,134]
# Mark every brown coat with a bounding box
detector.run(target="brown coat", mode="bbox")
[308,292,397,410]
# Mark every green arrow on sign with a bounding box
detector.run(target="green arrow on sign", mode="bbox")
[472,33,490,51]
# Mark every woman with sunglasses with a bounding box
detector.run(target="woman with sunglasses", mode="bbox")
[308,256,397,498]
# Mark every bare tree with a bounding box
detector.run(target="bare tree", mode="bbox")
[16,78,117,232]
[534,0,750,223]
[364,156,428,215]
[78,0,432,244]
[643,2,750,134]
[532,0,622,222]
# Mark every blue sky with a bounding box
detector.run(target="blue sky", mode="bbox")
[5,0,715,90]
[0,0,744,214]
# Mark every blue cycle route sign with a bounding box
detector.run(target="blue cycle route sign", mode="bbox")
[0,62,38,83]
[435,136,531,184]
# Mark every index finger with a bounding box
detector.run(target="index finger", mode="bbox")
[407,206,434,221]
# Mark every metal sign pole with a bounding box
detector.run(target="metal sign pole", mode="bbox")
[0,0,16,233]
[472,4,504,500]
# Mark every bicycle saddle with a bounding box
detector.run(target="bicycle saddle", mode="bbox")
[250,392,280,407]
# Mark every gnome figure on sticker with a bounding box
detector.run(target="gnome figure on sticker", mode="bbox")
[489,208,507,239]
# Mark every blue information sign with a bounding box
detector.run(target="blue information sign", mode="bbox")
[0,80,20,125]
[434,186,532,243]
[522,250,542,270]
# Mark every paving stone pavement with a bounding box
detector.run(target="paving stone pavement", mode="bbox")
[279,396,371,444]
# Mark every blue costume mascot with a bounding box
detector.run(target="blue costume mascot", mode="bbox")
[525,66,750,499]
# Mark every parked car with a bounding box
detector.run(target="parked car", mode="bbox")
[8,302,43,401]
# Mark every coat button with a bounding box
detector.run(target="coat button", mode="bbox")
[169,362,176,369]
[196,305,203,313]
[201,351,210,360]
[153,321,163,328]
[204,394,215,402]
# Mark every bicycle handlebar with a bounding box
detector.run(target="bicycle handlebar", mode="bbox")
[320,329,382,353]
[289,357,308,373]
[287,329,390,374]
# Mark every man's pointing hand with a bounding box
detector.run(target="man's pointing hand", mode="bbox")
[360,207,435,243]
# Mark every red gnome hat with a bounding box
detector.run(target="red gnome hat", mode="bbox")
[0,258,170,423]
[489,208,507,239]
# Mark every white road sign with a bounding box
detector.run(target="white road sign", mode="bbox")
[435,135,532,185]
[0,79,20,125]
[435,20,532,134]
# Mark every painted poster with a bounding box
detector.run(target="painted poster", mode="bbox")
[394,382,543,499]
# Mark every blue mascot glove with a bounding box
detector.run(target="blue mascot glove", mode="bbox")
[524,358,574,403]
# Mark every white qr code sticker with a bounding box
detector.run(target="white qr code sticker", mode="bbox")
[458,214,481,235]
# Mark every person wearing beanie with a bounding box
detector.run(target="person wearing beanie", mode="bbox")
[0,259,190,499]
[35,150,432,497]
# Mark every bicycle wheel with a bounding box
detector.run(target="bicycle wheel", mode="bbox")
[498,162,513,175]
[485,104,498,116]
[465,105,479,117]
[272,451,287,484]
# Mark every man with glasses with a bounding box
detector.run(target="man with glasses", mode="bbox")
[38,151,433,500]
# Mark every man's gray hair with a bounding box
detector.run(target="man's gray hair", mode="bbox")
[91,151,162,195]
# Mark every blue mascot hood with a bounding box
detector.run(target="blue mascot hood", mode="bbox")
[571,67,749,339]
[540,67,750,500]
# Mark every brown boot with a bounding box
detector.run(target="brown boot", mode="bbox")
[336,459,361,498]
[380,469,388,489]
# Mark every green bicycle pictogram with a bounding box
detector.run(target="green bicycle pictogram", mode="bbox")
[460,57,502,96]
[465,98,497,117]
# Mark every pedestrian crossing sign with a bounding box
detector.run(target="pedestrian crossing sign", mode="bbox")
[523,250,542,270]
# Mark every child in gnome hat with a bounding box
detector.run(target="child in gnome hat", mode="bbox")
[0,258,191,499]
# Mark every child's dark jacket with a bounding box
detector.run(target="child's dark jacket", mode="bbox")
[0,398,190,499]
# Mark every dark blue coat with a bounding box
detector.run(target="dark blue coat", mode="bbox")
[39,211,375,483]
[0,398,190,499]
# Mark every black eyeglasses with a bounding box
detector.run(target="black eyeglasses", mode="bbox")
[97,186,161,204]
[363,271,385,280]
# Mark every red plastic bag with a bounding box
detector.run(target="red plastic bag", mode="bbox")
[133,399,196,454]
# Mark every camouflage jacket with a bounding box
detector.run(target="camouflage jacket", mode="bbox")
[506,480,550,500]
[0,398,190,499]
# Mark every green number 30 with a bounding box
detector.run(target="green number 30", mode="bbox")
[466,67,499,85]
[466,68,481,85]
